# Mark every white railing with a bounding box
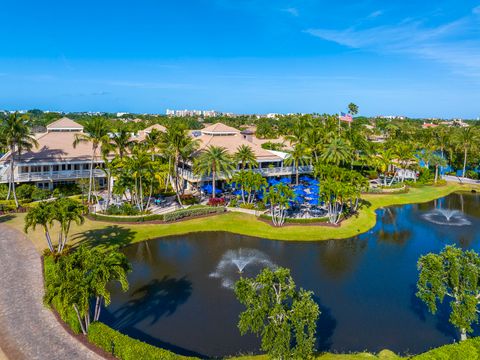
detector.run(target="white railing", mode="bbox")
[178,165,313,182]
[0,169,105,183]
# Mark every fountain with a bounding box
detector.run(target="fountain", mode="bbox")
[422,208,471,226]
[210,248,276,288]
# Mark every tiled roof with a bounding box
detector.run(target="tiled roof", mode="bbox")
[46,117,84,131]
[201,123,240,134]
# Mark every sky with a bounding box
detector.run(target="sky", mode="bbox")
[0,0,479,118]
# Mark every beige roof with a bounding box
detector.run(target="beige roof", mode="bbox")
[201,123,240,134]
[196,133,282,161]
[134,124,167,142]
[46,117,84,131]
[11,132,99,164]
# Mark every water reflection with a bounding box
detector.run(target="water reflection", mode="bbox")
[103,193,480,358]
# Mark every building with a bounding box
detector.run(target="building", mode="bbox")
[178,123,310,190]
[0,118,107,190]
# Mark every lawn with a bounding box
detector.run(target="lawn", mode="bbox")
[2,182,477,252]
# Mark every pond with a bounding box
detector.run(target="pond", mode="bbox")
[102,192,480,358]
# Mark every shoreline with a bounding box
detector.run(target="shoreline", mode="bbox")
[3,182,477,250]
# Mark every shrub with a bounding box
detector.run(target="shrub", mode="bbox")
[239,202,255,209]
[52,183,81,197]
[31,187,52,201]
[163,207,225,222]
[105,203,141,216]
[259,214,328,224]
[465,170,479,180]
[256,202,266,211]
[88,322,197,360]
[16,184,37,200]
[228,197,238,207]
[179,194,199,205]
[90,213,164,223]
[0,184,8,200]
[417,168,434,185]
[207,197,225,207]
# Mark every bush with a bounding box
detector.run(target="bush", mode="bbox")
[465,170,479,180]
[31,187,52,201]
[228,197,238,207]
[207,197,225,207]
[88,322,197,360]
[179,194,199,205]
[417,168,434,185]
[90,213,164,223]
[259,214,328,224]
[52,183,81,197]
[0,184,8,200]
[163,207,225,222]
[105,203,141,216]
[239,202,255,209]
[256,202,266,211]
[16,184,37,200]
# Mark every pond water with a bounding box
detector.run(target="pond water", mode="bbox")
[102,192,480,359]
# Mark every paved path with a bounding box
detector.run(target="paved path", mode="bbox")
[444,175,480,185]
[0,224,103,360]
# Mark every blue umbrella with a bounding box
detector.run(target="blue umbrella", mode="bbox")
[308,198,319,206]
[233,190,244,196]
[268,178,279,185]
[309,179,320,185]
[279,177,291,184]
[299,175,313,182]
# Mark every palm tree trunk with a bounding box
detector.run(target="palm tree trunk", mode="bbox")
[8,149,19,208]
[212,168,216,199]
[73,304,87,335]
[463,147,467,178]
[435,165,439,184]
[174,155,183,206]
[44,228,54,253]
[88,146,96,204]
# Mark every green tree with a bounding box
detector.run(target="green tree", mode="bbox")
[45,246,131,335]
[454,127,479,178]
[284,143,309,185]
[319,137,352,166]
[416,245,480,341]
[24,201,55,253]
[263,183,294,226]
[194,145,234,198]
[234,144,258,170]
[0,112,39,208]
[348,103,359,115]
[73,117,111,204]
[235,267,320,359]
[230,170,266,204]
[53,198,87,253]
[428,153,448,184]
[110,127,135,158]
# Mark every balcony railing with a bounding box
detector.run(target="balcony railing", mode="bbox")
[178,165,313,182]
[0,169,106,183]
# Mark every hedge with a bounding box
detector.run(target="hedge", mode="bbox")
[259,214,329,224]
[90,206,226,223]
[88,322,198,360]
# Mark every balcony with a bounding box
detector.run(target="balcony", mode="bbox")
[178,165,313,182]
[0,169,106,183]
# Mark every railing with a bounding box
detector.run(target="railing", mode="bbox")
[178,165,313,182]
[0,169,106,183]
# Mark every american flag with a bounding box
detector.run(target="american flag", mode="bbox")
[339,112,353,123]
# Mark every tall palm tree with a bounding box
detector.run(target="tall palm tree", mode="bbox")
[24,201,55,253]
[284,143,309,185]
[234,144,257,170]
[194,146,234,198]
[110,127,134,158]
[454,127,478,178]
[1,113,38,208]
[73,117,111,204]
[54,198,86,253]
[161,124,199,205]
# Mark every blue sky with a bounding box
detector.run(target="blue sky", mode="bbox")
[1,0,479,118]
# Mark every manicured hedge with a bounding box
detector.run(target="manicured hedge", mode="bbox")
[88,322,198,360]
[259,214,329,224]
[90,206,226,223]
[162,206,226,222]
[413,337,480,359]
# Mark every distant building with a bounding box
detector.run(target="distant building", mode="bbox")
[165,109,219,117]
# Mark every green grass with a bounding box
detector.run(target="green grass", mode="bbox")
[2,182,476,252]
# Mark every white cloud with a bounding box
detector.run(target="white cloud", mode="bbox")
[368,10,383,18]
[305,13,480,77]
[282,7,299,17]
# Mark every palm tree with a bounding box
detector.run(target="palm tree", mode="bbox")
[24,201,55,253]
[73,117,110,204]
[454,127,478,178]
[54,198,86,253]
[161,124,199,205]
[194,146,234,198]
[234,144,258,170]
[319,137,352,166]
[110,127,134,158]
[1,113,38,208]
[428,153,448,184]
[284,143,309,185]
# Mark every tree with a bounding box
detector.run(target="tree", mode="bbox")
[284,143,309,185]
[230,170,266,204]
[73,117,111,204]
[428,153,448,184]
[234,144,258,170]
[319,137,352,166]
[263,183,294,226]
[348,103,359,115]
[454,127,478,178]
[53,198,87,253]
[44,246,131,335]
[235,267,320,359]
[24,201,55,253]
[110,127,134,158]
[416,245,480,341]
[194,145,234,198]
[0,112,38,208]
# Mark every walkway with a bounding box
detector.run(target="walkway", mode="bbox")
[444,175,480,185]
[0,224,103,360]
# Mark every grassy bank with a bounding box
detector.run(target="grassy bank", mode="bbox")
[2,182,477,251]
